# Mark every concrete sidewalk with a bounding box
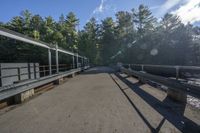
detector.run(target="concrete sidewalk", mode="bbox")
[0,67,151,133]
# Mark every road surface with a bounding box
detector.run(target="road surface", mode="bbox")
[0,67,199,133]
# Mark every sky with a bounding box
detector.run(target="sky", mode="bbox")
[0,0,200,29]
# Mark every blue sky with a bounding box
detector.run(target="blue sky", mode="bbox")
[0,0,199,28]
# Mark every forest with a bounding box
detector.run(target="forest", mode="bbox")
[0,4,200,66]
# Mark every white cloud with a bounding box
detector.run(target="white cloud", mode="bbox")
[155,0,200,24]
[156,0,183,17]
[89,0,116,22]
[149,5,160,10]
[93,0,106,14]
[172,0,200,24]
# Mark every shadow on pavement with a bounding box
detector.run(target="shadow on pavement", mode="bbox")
[82,67,115,75]
[114,73,200,133]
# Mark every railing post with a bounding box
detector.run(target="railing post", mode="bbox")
[176,66,179,80]
[128,64,131,69]
[48,48,52,75]
[33,63,36,79]
[76,53,79,68]
[81,57,84,67]
[72,55,75,69]
[83,58,85,67]
[141,65,144,71]
[56,45,59,73]
[43,66,46,76]
[17,67,21,81]
[28,63,31,79]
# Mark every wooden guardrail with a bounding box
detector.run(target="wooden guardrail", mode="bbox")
[123,64,200,80]
[120,67,200,99]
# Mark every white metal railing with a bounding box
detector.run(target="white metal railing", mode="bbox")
[0,27,89,75]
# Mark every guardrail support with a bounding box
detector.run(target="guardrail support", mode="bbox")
[121,67,191,103]
[56,45,59,73]
[14,89,34,103]
[167,88,186,103]
[48,49,52,75]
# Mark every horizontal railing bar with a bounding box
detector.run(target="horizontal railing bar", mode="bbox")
[124,64,200,70]
[39,70,49,73]
[1,64,70,70]
[0,27,87,59]
[0,66,83,79]
[1,66,36,70]
[0,27,50,49]
[59,68,70,70]
[0,71,39,79]
[0,66,90,100]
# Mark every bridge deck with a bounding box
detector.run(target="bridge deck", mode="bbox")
[0,67,199,133]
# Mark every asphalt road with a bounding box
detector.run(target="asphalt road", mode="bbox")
[0,67,197,133]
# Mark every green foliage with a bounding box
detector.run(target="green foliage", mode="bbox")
[132,5,156,36]
[8,16,24,33]
[99,17,119,65]
[0,5,200,66]
[78,18,100,64]
[64,12,79,51]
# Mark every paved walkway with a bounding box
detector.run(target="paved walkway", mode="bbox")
[0,67,198,133]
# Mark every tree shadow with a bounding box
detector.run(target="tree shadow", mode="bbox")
[115,73,200,133]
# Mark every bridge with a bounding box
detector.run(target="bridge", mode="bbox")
[0,28,200,133]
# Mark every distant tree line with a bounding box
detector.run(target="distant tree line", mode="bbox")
[0,5,200,66]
